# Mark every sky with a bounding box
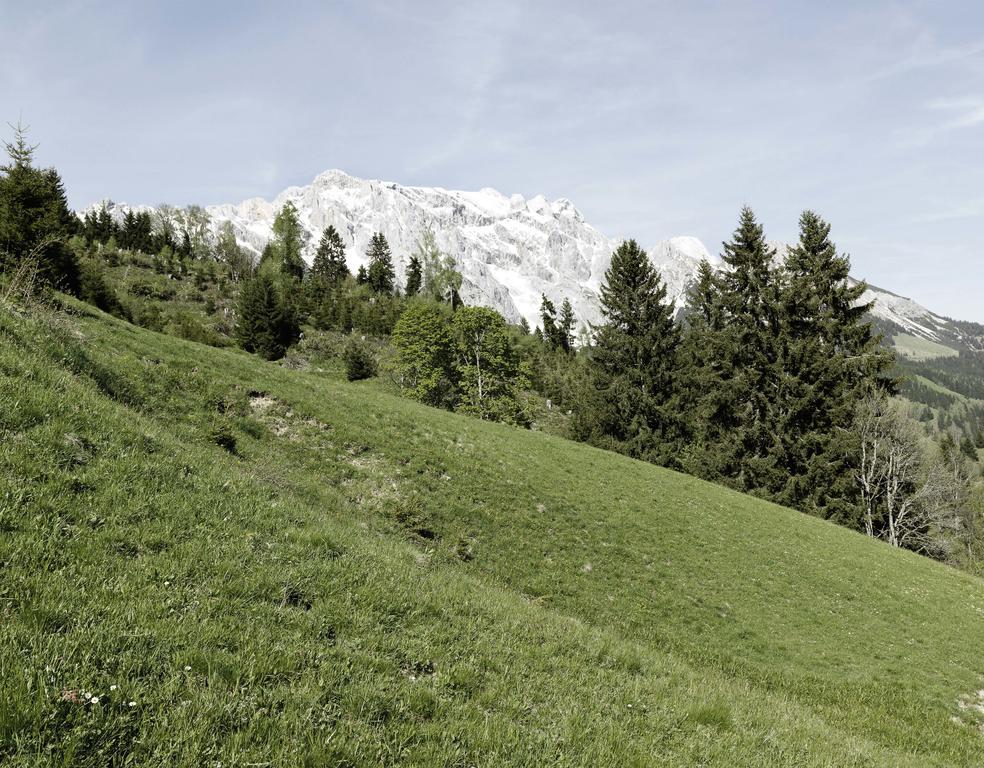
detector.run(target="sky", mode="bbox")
[2,0,983,320]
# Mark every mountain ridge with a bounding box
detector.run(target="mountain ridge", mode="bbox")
[83,169,982,353]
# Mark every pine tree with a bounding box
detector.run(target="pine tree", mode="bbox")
[310,224,348,286]
[405,254,422,297]
[356,265,368,285]
[0,123,81,292]
[271,201,305,280]
[235,270,299,361]
[366,232,395,293]
[559,298,576,352]
[776,210,895,522]
[540,294,559,349]
[708,207,785,492]
[589,239,681,463]
[678,259,738,479]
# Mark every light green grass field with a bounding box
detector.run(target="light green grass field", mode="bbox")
[2,299,983,766]
[893,333,960,361]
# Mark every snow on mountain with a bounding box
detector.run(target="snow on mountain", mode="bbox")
[83,169,970,347]
[205,169,660,331]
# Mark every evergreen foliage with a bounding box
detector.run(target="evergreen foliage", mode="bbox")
[343,336,378,381]
[366,232,395,293]
[587,239,680,462]
[0,122,80,292]
[235,270,299,360]
[310,224,349,287]
[405,254,422,297]
[559,298,576,353]
[774,210,895,521]
[539,294,560,349]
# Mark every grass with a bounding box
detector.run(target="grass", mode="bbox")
[893,332,959,361]
[2,297,983,766]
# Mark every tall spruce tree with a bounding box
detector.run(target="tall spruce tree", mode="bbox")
[712,207,784,492]
[539,294,560,349]
[678,259,741,481]
[366,232,395,293]
[0,123,80,292]
[405,254,422,297]
[589,239,680,463]
[559,298,576,352]
[776,210,894,522]
[310,224,348,286]
[235,269,299,361]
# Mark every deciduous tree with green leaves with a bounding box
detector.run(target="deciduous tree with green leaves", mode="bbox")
[270,201,305,281]
[391,301,456,406]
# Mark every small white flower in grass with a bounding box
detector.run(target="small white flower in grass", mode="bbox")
[184,665,192,671]
[90,696,99,704]
[128,701,137,707]
[110,684,117,691]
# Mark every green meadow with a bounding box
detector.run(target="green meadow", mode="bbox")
[2,298,983,766]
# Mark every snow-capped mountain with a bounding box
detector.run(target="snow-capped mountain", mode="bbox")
[204,168,694,333]
[84,169,982,350]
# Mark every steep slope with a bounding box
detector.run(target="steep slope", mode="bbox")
[2,299,983,766]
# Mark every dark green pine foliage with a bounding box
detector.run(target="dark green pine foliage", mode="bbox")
[539,294,560,349]
[776,210,894,523]
[713,207,784,493]
[405,254,422,297]
[0,123,80,293]
[356,265,368,285]
[591,239,681,463]
[678,259,741,481]
[559,298,576,352]
[310,225,348,286]
[235,271,299,361]
[366,232,395,293]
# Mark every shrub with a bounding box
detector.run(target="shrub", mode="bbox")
[344,336,377,381]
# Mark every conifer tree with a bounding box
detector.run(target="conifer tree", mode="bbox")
[366,232,395,293]
[776,210,894,521]
[678,259,738,480]
[589,239,681,463]
[356,265,368,285]
[559,298,576,352]
[405,254,422,297]
[235,269,299,361]
[0,123,80,292]
[539,294,559,349]
[710,207,784,492]
[310,224,348,286]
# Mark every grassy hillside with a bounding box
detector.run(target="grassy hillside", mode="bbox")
[2,298,984,766]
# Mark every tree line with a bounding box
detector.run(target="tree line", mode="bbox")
[2,122,979,566]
